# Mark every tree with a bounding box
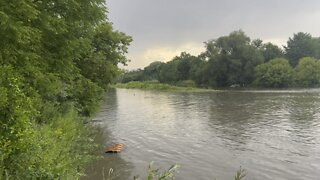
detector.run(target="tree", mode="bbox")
[119,69,145,83]
[262,42,284,62]
[189,57,208,86]
[159,60,179,83]
[203,30,264,87]
[255,58,293,87]
[293,57,320,87]
[143,61,165,81]
[252,39,263,49]
[285,32,318,67]
[76,22,132,89]
[176,52,192,81]
[0,0,131,178]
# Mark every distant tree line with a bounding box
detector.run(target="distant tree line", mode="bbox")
[119,31,320,88]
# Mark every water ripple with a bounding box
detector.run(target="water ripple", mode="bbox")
[89,89,320,180]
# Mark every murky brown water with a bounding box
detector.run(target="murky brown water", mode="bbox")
[83,88,320,180]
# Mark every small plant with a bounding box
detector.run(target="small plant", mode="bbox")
[234,166,247,180]
[134,162,180,180]
[101,164,246,180]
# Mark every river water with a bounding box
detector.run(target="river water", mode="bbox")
[84,88,320,180]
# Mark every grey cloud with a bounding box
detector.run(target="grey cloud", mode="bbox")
[107,0,320,69]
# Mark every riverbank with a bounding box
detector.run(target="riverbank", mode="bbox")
[113,81,320,93]
[113,81,213,92]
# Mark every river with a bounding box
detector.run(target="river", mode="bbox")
[84,88,320,180]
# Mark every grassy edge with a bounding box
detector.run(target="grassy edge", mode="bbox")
[112,81,214,92]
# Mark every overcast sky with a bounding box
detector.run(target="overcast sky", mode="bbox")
[107,0,320,70]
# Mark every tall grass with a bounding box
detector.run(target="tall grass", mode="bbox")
[113,81,210,92]
[0,110,99,179]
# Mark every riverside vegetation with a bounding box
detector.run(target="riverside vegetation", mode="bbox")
[114,81,211,92]
[0,0,131,179]
[0,1,244,179]
[1,1,318,180]
[119,31,320,89]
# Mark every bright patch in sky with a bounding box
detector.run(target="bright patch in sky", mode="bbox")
[127,43,204,69]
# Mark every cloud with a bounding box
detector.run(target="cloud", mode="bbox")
[126,42,204,70]
[143,43,204,61]
[109,0,320,69]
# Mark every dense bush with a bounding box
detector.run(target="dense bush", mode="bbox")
[254,58,293,88]
[176,80,197,87]
[293,57,320,87]
[114,81,205,92]
[0,0,131,178]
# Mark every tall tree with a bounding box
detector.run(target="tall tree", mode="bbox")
[285,32,318,67]
[175,52,194,81]
[0,0,131,178]
[262,42,284,62]
[159,60,179,83]
[76,22,132,89]
[203,30,264,87]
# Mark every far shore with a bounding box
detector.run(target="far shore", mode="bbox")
[112,81,320,93]
[113,81,212,92]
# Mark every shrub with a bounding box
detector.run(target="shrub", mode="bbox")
[293,57,320,87]
[254,58,293,87]
[176,80,196,87]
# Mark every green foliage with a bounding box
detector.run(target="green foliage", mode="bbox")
[114,81,181,91]
[159,60,179,83]
[188,57,208,86]
[1,109,98,179]
[119,30,320,89]
[0,0,130,178]
[234,167,247,180]
[293,57,320,87]
[176,52,193,80]
[135,52,205,85]
[254,58,293,87]
[176,80,197,87]
[261,43,284,62]
[76,22,132,89]
[118,69,145,83]
[143,61,164,81]
[204,30,264,87]
[285,32,320,67]
[30,112,98,179]
[0,66,38,178]
[129,163,246,180]
[133,162,180,180]
[69,77,104,117]
[114,81,208,92]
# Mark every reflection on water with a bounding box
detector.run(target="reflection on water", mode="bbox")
[82,89,133,180]
[86,88,320,180]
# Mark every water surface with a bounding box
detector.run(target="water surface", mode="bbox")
[84,88,320,180]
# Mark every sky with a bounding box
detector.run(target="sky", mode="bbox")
[107,0,320,70]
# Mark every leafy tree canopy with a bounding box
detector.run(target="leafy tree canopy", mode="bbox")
[255,58,293,88]
[203,30,264,87]
[0,0,131,178]
[294,57,320,87]
[285,32,320,67]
